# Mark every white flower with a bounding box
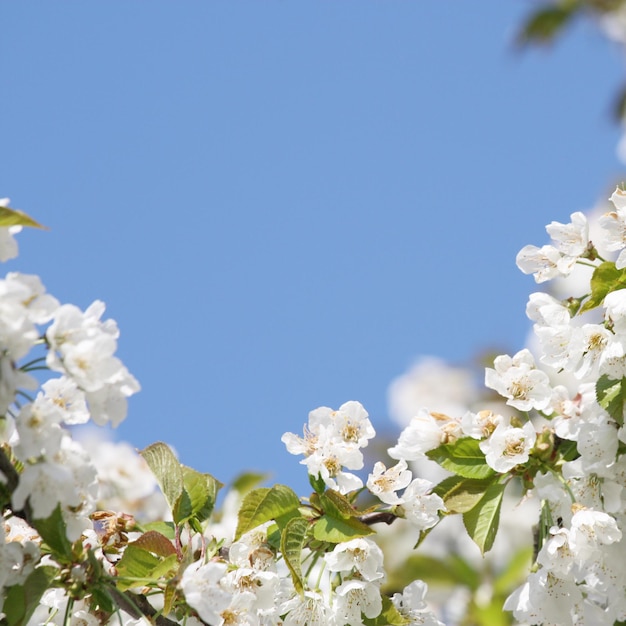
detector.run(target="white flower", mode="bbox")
[12,458,78,520]
[599,187,626,268]
[479,421,536,473]
[222,567,279,613]
[388,409,462,461]
[536,527,575,578]
[399,478,445,530]
[460,410,505,440]
[504,570,583,626]
[516,244,576,282]
[545,212,589,257]
[333,579,382,626]
[484,349,552,411]
[281,591,334,626]
[309,401,375,449]
[604,288,626,333]
[180,561,232,625]
[367,460,412,505]
[324,537,385,582]
[569,508,622,563]
[391,580,444,626]
[40,377,90,425]
[282,402,373,493]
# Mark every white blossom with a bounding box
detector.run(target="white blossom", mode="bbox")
[367,459,412,505]
[479,421,536,473]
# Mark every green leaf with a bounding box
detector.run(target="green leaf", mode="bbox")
[4,566,57,626]
[90,585,116,614]
[116,544,160,585]
[463,482,506,555]
[115,542,179,591]
[172,489,193,525]
[427,437,495,479]
[31,504,74,562]
[432,475,498,514]
[140,442,184,517]
[0,206,46,229]
[179,466,222,524]
[312,513,374,543]
[516,4,578,46]
[280,516,309,594]
[581,265,626,313]
[320,489,360,519]
[596,374,626,426]
[235,484,301,540]
[140,520,176,540]
[363,595,410,626]
[309,473,327,494]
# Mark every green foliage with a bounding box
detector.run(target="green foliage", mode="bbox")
[234,484,301,540]
[516,3,579,46]
[581,265,626,313]
[433,475,499,514]
[280,516,309,593]
[231,471,269,495]
[0,206,45,229]
[596,375,626,425]
[385,553,481,592]
[115,536,179,591]
[312,509,375,543]
[463,483,506,555]
[31,504,74,563]
[141,443,222,528]
[141,442,185,517]
[427,437,495,479]
[4,566,58,626]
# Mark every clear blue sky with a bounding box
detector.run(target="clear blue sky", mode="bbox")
[2,2,624,494]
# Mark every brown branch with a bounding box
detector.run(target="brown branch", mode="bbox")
[358,511,398,526]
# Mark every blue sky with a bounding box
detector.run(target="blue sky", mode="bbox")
[2,2,625,495]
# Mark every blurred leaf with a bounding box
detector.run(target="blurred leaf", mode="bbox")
[613,84,626,122]
[493,546,533,595]
[90,585,116,614]
[4,566,57,626]
[281,516,309,593]
[235,484,301,540]
[32,504,74,563]
[0,206,46,229]
[517,3,579,46]
[463,483,506,555]
[384,553,479,593]
[427,437,495,479]
[232,471,268,495]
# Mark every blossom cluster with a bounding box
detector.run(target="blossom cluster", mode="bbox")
[7,188,626,626]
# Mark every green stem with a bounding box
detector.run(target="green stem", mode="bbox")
[63,596,74,626]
